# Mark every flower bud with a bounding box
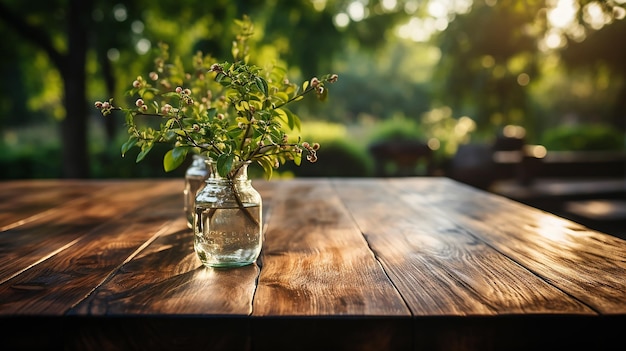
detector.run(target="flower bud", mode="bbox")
[310,77,320,87]
[149,72,159,81]
[176,86,183,94]
[135,99,144,107]
[132,80,141,88]
[184,88,191,95]
[95,101,103,109]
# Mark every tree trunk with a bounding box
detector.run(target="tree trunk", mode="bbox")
[60,0,93,178]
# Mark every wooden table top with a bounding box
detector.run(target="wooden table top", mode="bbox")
[1,177,625,350]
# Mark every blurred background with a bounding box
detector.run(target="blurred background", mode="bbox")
[1,0,625,234]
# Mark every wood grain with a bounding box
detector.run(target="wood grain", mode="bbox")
[71,216,259,316]
[332,178,595,316]
[0,187,182,314]
[254,179,409,317]
[394,177,626,314]
[0,180,180,284]
[1,177,625,351]
[0,180,106,229]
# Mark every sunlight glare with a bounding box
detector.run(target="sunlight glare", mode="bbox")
[544,29,565,49]
[583,2,610,30]
[348,1,367,21]
[131,20,145,34]
[113,4,127,22]
[517,73,530,86]
[531,215,572,243]
[334,13,350,28]
[428,1,448,18]
[107,48,120,62]
[547,0,577,28]
[525,144,547,158]
[428,138,441,150]
[310,0,327,12]
[381,0,398,12]
[503,125,526,138]
[135,39,151,55]
[404,0,419,14]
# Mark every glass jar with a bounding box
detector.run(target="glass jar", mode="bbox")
[184,154,209,228]
[193,161,262,268]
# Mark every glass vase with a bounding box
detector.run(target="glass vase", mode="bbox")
[184,154,209,228]
[193,161,262,268]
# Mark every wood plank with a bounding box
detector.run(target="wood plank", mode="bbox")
[396,178,626,315]
[332,178,594,316]
[70,217,259,316]
[0,180,107,229]
[0,180,180,284]
[254,179,409,316]
[67,215,256,350]
[0,188,182,315]
[252,179,411,350]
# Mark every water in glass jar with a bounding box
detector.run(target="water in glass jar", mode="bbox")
[184,175,207,227]
[194,204,262,267]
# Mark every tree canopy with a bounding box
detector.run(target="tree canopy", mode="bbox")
[1,0,624,178]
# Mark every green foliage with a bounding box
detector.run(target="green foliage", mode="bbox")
[540,124,625,151]
[96,16,337,179]
[368,115,425,143]
[273,120,371,177]
[281,138,373,177]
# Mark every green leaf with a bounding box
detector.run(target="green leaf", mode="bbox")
[258,157,274,180]
[163,147,187,172]
[136,143,153,163]
[172,146,188,160]
[217,153,234,177]
[293,150,302,166]
[273,108,289,124]
[283,108,301,131]
[121,137,137,156]
[207,107,217,119]
[215,72,227,83]
[165,118,176,128]
[255,76,269,97]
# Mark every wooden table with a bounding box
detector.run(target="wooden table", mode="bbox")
[1,178,625,350]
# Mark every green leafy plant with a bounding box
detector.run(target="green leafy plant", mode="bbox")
[95,16,337,179]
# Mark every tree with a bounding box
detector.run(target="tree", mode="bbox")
[0,0,93,177]
[432,0,626,135]
[0,0,348,178]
